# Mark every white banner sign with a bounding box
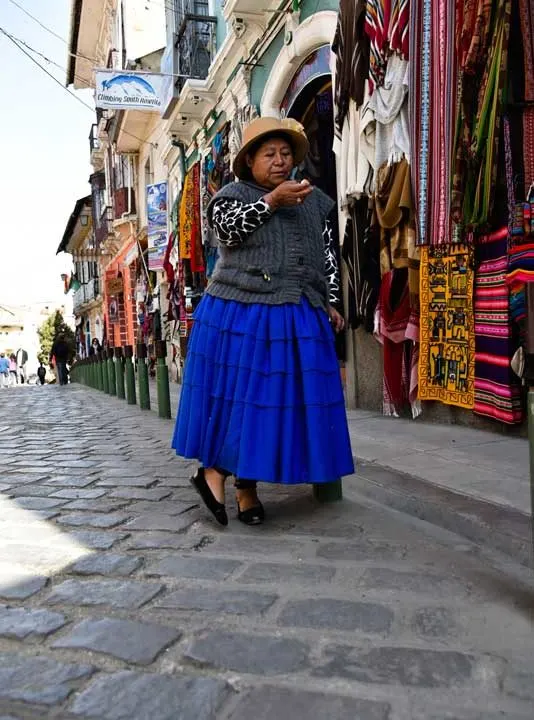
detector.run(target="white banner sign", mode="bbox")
[95,70,166,112]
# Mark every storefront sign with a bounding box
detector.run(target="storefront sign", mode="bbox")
[106,277,123,295]
[280,45,331,117]
[147,182,168,271]
[95,70,166,112]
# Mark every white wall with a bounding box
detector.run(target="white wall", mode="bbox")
[124,0,166,62]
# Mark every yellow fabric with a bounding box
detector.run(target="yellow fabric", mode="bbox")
[179,170,194,260]
[418,245,475,409]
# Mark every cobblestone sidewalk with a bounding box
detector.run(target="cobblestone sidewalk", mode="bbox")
[0,385,532,720]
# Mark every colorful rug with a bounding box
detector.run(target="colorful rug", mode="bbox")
[418,245,475,408]
[474,228,523,424]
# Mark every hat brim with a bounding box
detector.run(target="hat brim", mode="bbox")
[233,129,309,180]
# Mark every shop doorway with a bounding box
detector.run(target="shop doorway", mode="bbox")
[281,45,337,203]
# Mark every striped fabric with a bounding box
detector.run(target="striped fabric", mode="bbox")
[365,0,391,92]
[474,228,523,424]
[389,0,409,58]
[409,0,457,245]
[332,0,370,138]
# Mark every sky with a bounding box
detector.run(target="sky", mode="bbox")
[0,0,94,309]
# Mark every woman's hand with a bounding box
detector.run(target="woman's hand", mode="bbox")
[264,180,314,210]
[328,306,345,333]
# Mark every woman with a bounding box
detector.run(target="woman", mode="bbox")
[172,117,354,526]
[8,355,17,387]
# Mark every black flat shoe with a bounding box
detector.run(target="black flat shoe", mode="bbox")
[190,468,228,526]
[237,500,265,526]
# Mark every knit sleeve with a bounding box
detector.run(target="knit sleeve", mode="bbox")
[324,219,341,306]
[211,198,272,246]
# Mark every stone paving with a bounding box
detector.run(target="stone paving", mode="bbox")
[0,384,532,719]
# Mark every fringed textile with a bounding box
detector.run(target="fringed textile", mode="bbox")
[418,245,475,408]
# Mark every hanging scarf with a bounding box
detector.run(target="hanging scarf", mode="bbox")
[389,0,409,59]
[375,269,421,418]
[452,0,512,230]
[179,170,194,261]
[365,0,391,93]
[332,0,370,139]
[190,163,204,273]
[410,0,457,245]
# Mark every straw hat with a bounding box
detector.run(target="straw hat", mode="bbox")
[233,117,309,180]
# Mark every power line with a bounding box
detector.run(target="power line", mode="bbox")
[5,0,97,63]
[0,27,95,113]
[0,26,94,89]
[0,28,157,149]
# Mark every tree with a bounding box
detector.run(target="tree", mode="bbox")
[37,311,76,365]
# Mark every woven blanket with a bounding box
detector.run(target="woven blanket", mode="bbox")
[418,245,475,408]
[409,0,457,245]
[474,228,523,424]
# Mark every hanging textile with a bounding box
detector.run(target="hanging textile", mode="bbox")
[418,245,475,408]
[374,158,419,301]
[504,115,534,284]
[365,0,391,92]
[179,170,194,261]
[409,0,457,245]
[473,227,523,424]
[374,269,421,418]
[189,163,204,273]
[372,55,410,168]
[519,0,534,194]
[389,0,409,59]
[452,0,512,231]
[332,0,370,139]
[343,199,381,332]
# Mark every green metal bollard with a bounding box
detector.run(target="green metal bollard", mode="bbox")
[107,347,117,397]
[155,340,171,419]
[90,356,97,390]
[115,347,125,400]
[102,351,110,393]
[313,479,343,503]
[124,345,137,405]
[137,343,151,410]
[96,352,104,391]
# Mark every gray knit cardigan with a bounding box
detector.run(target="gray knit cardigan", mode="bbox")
[206,181,335,310]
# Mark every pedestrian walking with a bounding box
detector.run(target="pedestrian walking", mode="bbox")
[50,335,70,386]
[0,353,9,389]
[172,117,354,526]
[37,362,47,385]
[8,355,18,386]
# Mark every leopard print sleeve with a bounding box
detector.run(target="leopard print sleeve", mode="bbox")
[324,220,341,306]
[211,198,272,246]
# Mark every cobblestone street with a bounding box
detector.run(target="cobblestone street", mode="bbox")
[0,384,532,719]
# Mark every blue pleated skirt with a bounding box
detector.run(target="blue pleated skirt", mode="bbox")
[171,294,354,484]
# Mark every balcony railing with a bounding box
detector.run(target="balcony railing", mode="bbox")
[94,206,114,247]
[175,7,217,92]
[73,278,100,313]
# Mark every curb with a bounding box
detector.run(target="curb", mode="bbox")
[351,459,533,569]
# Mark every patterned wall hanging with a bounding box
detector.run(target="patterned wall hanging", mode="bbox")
[474,228,523,424]
[418,245,475,409]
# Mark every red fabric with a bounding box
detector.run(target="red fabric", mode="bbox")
[376,270,413,415]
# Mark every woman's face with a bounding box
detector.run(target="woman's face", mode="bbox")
[246,137,294,189]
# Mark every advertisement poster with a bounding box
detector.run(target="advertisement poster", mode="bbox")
[95,70,166,112]
[147,182,168,271]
